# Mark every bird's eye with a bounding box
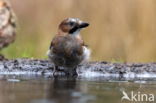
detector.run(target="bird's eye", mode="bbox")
[69,22,74,26]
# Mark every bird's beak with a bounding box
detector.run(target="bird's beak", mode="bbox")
[79,22,89,28]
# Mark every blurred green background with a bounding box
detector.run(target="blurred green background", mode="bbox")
[2,0,156,62]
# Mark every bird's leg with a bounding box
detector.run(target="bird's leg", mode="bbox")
[53,65,66,77]
[53,65,78,77]
[71,67,78,77]
[64,67,78,77]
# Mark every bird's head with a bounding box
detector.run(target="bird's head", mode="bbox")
[58,18,89,35]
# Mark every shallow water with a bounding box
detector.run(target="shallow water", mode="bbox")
[0,75,156,103]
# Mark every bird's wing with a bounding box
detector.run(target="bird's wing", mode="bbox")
[49,36,62,49]
[49,40,54,49]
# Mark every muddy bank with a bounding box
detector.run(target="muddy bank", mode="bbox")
[0,59,156,79]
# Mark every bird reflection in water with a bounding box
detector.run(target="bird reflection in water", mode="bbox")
[47,77,77,103]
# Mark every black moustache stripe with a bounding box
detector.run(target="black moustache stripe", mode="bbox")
[69,26,78,34]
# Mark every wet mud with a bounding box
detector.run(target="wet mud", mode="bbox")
[0,59,156,79]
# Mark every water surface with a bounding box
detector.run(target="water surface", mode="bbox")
[0,75,156,103]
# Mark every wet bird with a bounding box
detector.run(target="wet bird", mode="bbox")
[47,18,90,76]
